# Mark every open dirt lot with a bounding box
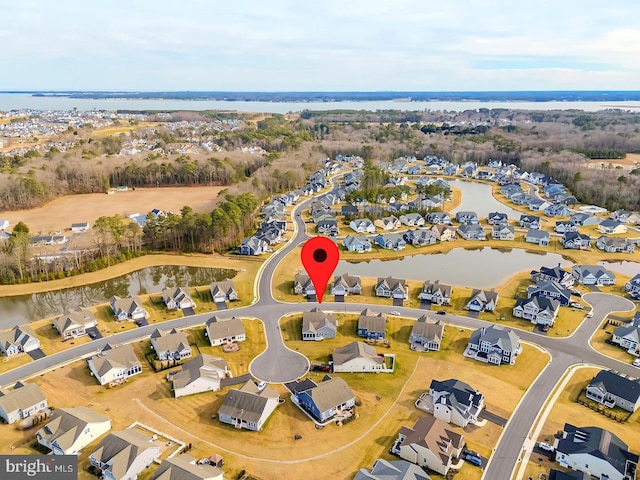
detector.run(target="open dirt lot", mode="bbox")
[0,186,227,234]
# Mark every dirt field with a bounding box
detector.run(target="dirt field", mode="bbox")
[0,186,227,234]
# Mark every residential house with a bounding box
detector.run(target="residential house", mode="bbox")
[525,229,550,246]
[293,273,316,297]
[611,210,640,224]
[544,204,571,217]
[375,277,409,299]
[530,265,575,288]
[572,265,616,286]
[465,324,521,365]
[409,316,444,352]
[555,221,578,233]
[391,416,464,476]
[218,380,279,431]
[487,212,509,225]
[302,307,338,341]
[169,354,230,398]
[403,228,436,246]
[153,454,224,480]
[289,376,356,424]
[430,224,457,241]
[457,224,487,240]
[492,223,515,240]
[418,280,453,305]
[343,235,372,253]
[161,287,196,311]
[519,214,541,229]
[570,212,601,226]
[375,233,407,251]
[554,424,638,480]
[513,296,561,326]
[611,324,640,355]
[0,382,48,424]
[399,213,425,227]
[90,429,161,480]
[36,407,111,455]
[341,205,359,217]
[426,212,452,225]
[109,295,149,322]
[150,328,191,361]
[317,218,339,236]
[205,316,246,346]
[528,198,551,212]
[562,232,591,250]
[240,236,268,256]
[53,308,98,340]
[331,274,362,296]
[596,236,635,253]
[428,378,484,427]
[586,370,640,413]
[598,219,628,235]
[87,344,143,386]
[528,280,572,306]
[548,470,590,480]
[332,341,392,373]
[465,289,499,312]
[350,218,376,234]
[209,279,238,303]
[0,325,40,356]
[354,459,433,480]
[374,216,401,231]
[357,309,386,339]
[454,211,479,225]
[625,274,640,299]
[70,222,90,232]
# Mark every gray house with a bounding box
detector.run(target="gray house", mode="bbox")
[525,229,550,246]
[492,223,515,240]
[302,307,338,341]
[572,265,616,286]
[409,316,444,352]
[586,370,640,413]
[293,273,316,297]
[466,289,499,312]
[209,279,238,303]
[465,325,521,365]
[331,273,362,296]
[0,382,48,424]
[375,277,409,299]
[218,380,279,431]
[357,309,386,340]
[418,280,452,305]
[90,429,160,480]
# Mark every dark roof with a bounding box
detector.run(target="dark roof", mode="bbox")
[557,423,639,476]
[588,370,640,404]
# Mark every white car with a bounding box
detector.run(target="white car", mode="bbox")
[538,442,554,452]
[633,358,640,367]
[390,311,401,316]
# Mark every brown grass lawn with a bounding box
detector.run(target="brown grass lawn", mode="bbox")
[0,318,548,480]
[523,366,640,479]
[590,321,638,364]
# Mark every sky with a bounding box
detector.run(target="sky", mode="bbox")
[2,0,640,91]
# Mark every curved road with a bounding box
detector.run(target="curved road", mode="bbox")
[1,173,638,480]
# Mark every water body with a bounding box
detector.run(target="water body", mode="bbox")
[599,261,640,277]
[2,93,640,113]
[448,179,523,219]
[0,265,236,329]
[335,247,572,288]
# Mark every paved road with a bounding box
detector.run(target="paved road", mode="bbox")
[1,172,638,480]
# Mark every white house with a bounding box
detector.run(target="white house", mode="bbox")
[205,316,246,346]
[572,265,616,286]
[161,287,196,310]
[349,218,376,234]
[209,279,238,303]
[36,407,111,455]
[53,308,97,339]
[332,341,394,373]
[217,380,280,431]
[302,307,338,341]
[0,325,40,356]
[150,328,192,361]
[87,344,143,386]
[109,296,149,322]
[0,382,48,424]
[90,429,160,480]
[170,354,231,398]
[428,378,484,427]
[513,296,560,326]
[153,454,224,480]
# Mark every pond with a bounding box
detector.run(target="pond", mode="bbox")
[0,265,237,329]
[599,260,640,277]
[335,247,572,288]
[448,179,523,219]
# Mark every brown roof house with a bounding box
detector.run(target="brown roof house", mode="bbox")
[169,354,231,398]
[209,279,238,303]
[36,406,111,455]
[409,316,444,352]
[302,307,338,341]
[90,429,160,480]
[150,328,192,361]
[109,296,149,322]
[391,416,465,476]
[205,316,246,347]
[153,454,224,480]
[87,344,143,386]
[332,341,394,373]
[217,380,279,431]
[0,382,48,424]
[53,308,97,339]
[0,325,40,356]
[357,308,386,340]
[161,287,196,311]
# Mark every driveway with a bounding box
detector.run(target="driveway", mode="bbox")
[136,318,149,327]
[307,295,317,302]
[334,295,345,303]
[419,299,431,310]
[85,326,103,340]
[466,310,479,319]
[27,348,46,360]
[215,302,228,311]
[392,298,404,307]
[182,307,195,316]
[478,409,507,427]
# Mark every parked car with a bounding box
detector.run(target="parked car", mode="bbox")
[633,358,640,367]
[586,311,594,318]
[436,310,447,315]
[538,442,555,452]
[464,454,482,467]
[463,448,480,458]
[541,324,550,332]
[390,311,401,316]
[570,289,582,297]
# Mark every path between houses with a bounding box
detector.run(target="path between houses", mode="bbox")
[132,355,424,464]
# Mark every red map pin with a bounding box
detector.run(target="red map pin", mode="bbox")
[301,236,340,304]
